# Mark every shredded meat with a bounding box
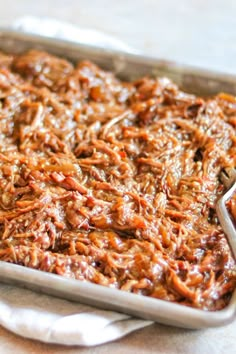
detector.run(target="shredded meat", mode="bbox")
[0,49,235,310]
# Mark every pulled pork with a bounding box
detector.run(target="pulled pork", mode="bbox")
[0,50,235,310]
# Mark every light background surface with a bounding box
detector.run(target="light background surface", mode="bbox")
[1,0,236,74]
[0,1,235,353]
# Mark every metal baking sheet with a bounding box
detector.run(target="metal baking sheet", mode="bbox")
[0,28,235,329]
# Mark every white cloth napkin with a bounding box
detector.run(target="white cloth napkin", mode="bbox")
[12,16,138,53]
[0,16,152,346]
[0,283,152,346]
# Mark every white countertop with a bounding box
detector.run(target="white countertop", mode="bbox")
[0,1,235,353]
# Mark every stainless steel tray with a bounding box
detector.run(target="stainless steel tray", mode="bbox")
[0,28,235,329]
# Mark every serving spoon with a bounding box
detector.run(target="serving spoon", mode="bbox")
[216,168,236,258]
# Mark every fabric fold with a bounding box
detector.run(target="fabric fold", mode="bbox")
[0,284,152,346]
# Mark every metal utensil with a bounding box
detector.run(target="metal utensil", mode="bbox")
[216,168,236,257]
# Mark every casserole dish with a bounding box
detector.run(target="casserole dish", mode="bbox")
[0,29,235,328]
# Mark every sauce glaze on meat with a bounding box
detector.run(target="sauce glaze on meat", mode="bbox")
[0,50,235,310]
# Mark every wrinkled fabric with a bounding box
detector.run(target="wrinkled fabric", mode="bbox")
[0,283,152,345]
